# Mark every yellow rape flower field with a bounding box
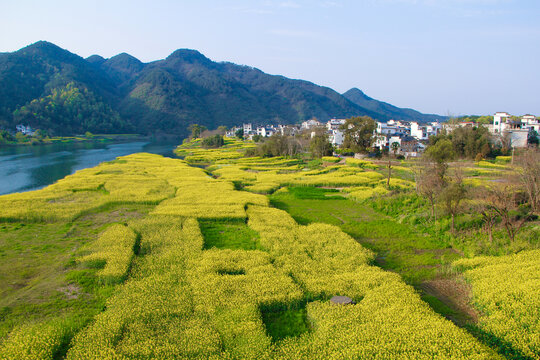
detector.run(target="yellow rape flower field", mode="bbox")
[0,147,537,360]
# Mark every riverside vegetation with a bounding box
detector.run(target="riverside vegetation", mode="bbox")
[0,137,538,359]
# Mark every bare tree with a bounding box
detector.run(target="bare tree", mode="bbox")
[475,189,498,243]
[485,183,532,242]
[414,157,444,220]
[515,148,540,212]
[385,142,401,188]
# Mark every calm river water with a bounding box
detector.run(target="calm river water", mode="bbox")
[0,140,179,195]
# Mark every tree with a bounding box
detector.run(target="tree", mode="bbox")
[414,157,443,220]
[425,139,454,180]
[428,125,492,159]
[476,190,499,243]
[497,131,512,155]
[188,124,207,138]
[528,130,539,146]
[249,133,304,157]
[340,116,376,153]
[484,184,532,242]
[438,168,467,233]
[386,142,400,188]
[217,126,228,135]
[0,130,15,144]
[201,134,224,148]
[15,132,27,143]
[309,132,333,158]
[515,148,540,212]
[390,141,400,156]
[235,129,244,139]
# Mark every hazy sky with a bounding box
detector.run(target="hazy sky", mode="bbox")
[2,0,539,116]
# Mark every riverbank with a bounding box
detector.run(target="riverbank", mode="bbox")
[0,133,149,147]
[0,139,179,195]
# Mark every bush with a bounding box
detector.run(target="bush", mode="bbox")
[202,135,225,148]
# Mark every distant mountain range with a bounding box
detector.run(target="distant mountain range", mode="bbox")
[0,41,446,136]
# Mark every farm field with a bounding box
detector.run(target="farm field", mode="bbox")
[0,138,538,359]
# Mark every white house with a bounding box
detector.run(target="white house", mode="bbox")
[16,124,35,136]
[410,122,428,140]
[243,123,253,135]
[426,122,442,136]
[301,119,322,129]
[521,115,539,133]
[490,112,536,148]
[326,118,346,131]
[376,121,399,135]
[492,112,512,134]
[328,129,344,146]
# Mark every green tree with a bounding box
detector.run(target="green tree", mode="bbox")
[0,130,15,144]
[528,130,539,146]
[249,133,303,157]
[235,129,244,139]
[217,126,228,135]
[425,139,454,180]
[438,169,467,233]
[309,132,333,158]
[390,141,400,156]
[188,124,207,138]
[201,134,225,148]
[340,116,376,153]
[15,132,27,143]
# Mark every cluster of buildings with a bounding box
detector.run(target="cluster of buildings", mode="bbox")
[15,124,36,136]
[224,112,539,157]
[488,112,539,148]
[227,118,442,157]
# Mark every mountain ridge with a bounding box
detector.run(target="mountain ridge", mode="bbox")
[0,41,445,136]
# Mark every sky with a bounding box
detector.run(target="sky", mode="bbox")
[1,0,539,116]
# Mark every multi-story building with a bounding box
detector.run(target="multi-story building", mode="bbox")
[490,112,538,147]
[326,118,346,131]
[301,119,322,129]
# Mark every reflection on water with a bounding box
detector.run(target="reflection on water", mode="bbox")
[0,140,178,195]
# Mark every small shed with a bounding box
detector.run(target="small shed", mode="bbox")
[330,296,355,305]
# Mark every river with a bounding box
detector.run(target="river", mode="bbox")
[0,140,179,195]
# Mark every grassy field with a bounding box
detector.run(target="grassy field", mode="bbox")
[199,219,262,250]
[271,187,460,285]
[0,203,153,347]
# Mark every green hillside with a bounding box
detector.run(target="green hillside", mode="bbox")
[0,41,445,137]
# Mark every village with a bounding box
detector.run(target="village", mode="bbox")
[226,112,540,157]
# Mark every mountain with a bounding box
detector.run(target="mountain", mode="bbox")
[0,41,122,134]
[343,88,445,123]
[0,41,445,137]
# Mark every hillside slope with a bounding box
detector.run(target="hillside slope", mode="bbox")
[343,88,445,123]
[0,41,445,136]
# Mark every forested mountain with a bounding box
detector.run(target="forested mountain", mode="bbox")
[0,41,445,136]
[343,88,444,123]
